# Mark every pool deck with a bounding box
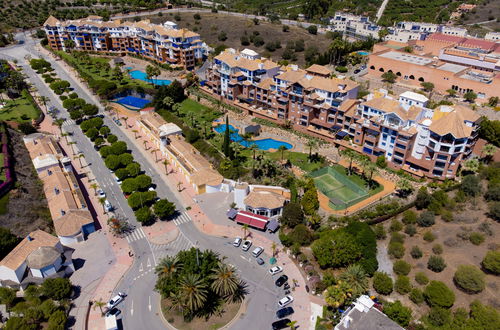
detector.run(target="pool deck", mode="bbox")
[118,56,186,84]
[318,159,396,215]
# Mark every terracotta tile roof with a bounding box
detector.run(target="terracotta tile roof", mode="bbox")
[427,33,466,44]
[257,77,274,90]
[430,106,477,138]
[26,246,61,269]
[276,69,308,83]
[339,99,359,113]
[40,167,82,220]
[407,105,423,121]
[244,191,286,209]
[0,230,59,270]
[53,209,93,237]
[363,98,403,115]
[24,134,62,160]
[43,15,60,26]
[306,64,331,76]
[215,51,279,71]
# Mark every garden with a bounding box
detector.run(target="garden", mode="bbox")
[155,248,247,329]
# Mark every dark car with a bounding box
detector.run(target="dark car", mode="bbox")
[354,69,361,74]
[275,275,288,287]
[105,308,121,317]
[272,318,291,330]
[276,307,294,319]
[256,257,265,265]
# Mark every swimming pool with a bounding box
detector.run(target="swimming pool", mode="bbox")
[128,69,172,86]
[214,124,293,151]
[115,96,151,109]
[357,51,370,56]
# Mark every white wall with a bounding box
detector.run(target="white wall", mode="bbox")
[58,233,83,246]
[0,263,26,284]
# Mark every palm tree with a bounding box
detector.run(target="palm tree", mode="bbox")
[132,129,139,139]
[168,291,186,314]
[278,145,287,162]
[121,116,129,128]
[396,178,413,197]
[38,95,50,112]
[172,103,181,116]
[155,256,182,278]
[145,65,155,86]
[363,161,378,189]
[90,183,99,196]
[92,299,106,315]
[287,320,298,330]
[162,96,174,110]
[179,274,208,312]
[53,118,65,135]
[271,242,277,257]
[177,181,182,192]
[63,39,76,52]
[99,197,106,213]
[461,158,480,174]
[143,140,148,150]
[152,148,159,162]
[242,223,249,239]
[340,148,358,175]
[162,159,169,175]
[339,264,368,296]
[306,139,317,161]
[210,262,239,297]
[481,143,497,163]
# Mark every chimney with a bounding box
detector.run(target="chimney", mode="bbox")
[27,235,33,242]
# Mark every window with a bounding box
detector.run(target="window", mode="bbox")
[440,146,450,152]
[395,143,406,149]
[435,161,446,168]
[437,154,448,160]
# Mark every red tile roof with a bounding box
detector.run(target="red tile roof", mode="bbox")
[427,33,466,44]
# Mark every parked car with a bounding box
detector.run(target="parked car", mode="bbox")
[104,200,113,212]
[241,240,252,251]
[256,257,264,265]
[275,275,288,287]
[106,293,126,309]
[105,308,121,318]
[278,295,294,307]
[114,176,122,185]
[269,266,283,275]
[353,69,361,74]
[272,318,291,330]
[97,189,106,199]
[276,307,294,319]
[251,246,264,258]
[233,237,242,247]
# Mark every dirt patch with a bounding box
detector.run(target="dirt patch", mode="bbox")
[144,12,332,67]
[379,199,500,318]
[161,298,241,330]
[0,128,53,237]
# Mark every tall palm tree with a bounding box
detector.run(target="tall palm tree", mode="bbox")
[90,183,99,196]
[242,223,249,239]
[99,197,106,213]
[461,158,480,174]
[306,139,317,161]
[38,95,50,112]
[482,143,497,163]
[162,96,174,110]
[121,116,129,128]
[210,262,239,297]
[93,299,106,315]
[168,291,186,314]
[132,129,139,139]
[271,242,277,258]
[155,256,182,278]
[162,159,169,175]
[287,320,298,330]
[339,264,368,296]
[179,274,208,312]
[53,118,65,135]
[364,161,378,189]
[172,103,181,116]
[340,148,358,176]
[278,145,287,162]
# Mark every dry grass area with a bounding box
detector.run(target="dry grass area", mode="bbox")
[161,299,241,330]
[461,0,500,31]
[380,196,500,318]
[0,129,53,237]
[145,12,332,67]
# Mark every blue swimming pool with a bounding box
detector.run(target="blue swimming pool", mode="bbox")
[357,51,370,56]
[128,69,172,86]
[115,96,151,109]
[214,124,293,151]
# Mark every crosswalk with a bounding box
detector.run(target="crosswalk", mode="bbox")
[151,232,194,260]
[125,227,146,243]
[61,118,75,128]
[173,212,192,226]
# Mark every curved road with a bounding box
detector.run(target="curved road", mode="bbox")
[1,34,288,330]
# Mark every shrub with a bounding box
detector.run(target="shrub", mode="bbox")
[41,278,72,300]
[393,260,411,275]
[416,187,432,209]
[376,155,387,168]
[135,206,153,224]
[428,255,446,273]
[461,175,482,197]
[469,232,485,245]
[427,307,452,326]
[335,66,348,73]
[383,300,412,327]
[415,272,429,285]
[441,210,453,222]
[373,272,393,295]
[390,232,405,244]
[389,219,403,232]
[482,250,500,275]
[289,224,314,246]
[410,246,423,259]
[423,231,436,242]
[410,288,424,304]
[453,265,485,293]
[424,281,455,308]
[489,201,500,220]
[432,244,443,255]
[395,275,412,295]
[388,242,405,259]
[402,210,417,224]
[417,211,435,227]
[404,224,416,236]
[307,25,317,34]
[374,224,386,240]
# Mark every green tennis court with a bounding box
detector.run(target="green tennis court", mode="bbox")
[311,166,369,210]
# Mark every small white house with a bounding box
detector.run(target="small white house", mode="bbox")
[234,184,290,218]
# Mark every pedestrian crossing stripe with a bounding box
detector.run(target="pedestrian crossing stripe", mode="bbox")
[62,119,75,127]
[125,227,146,243]
[173,212,191,226]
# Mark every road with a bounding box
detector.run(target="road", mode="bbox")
[376,0,390,22]
[1,34,286,330]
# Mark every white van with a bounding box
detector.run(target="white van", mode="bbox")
[252,246,264,258]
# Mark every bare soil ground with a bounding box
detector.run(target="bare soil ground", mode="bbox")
[144,12,332,67]
[0,128,53,237]
[379,196,500,318]
[461,0,500,31]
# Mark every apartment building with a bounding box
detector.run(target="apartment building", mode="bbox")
[367,34,500,100]
[328,13,380,40]
[24,133,95,245]
[205,48,359,140]
[43,15,208,70]
[485,32,500,42]
[354,90,481,179]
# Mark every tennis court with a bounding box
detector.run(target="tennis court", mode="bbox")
[311,166,369,210]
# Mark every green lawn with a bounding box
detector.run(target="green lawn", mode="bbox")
[267,150,327,172]
[0,193,8,215]
[178,98,222,127]
[0,94,40,122]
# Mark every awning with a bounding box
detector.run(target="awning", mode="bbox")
[332,125,342,131]
[235,211,268,230]
[336,130,349,138]
[226,208,238,219]
[267,219,279,232]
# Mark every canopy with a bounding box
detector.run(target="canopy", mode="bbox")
[235,211,268,230]
[267,219,280,232]
[226,208,238,220]
[336,130,349,138]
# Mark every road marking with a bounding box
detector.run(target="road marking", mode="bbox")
[147,258,151,268]
[130,300,134,316]
[139,262,143,272]
[148,296,151,312]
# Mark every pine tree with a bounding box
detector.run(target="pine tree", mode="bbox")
[223,115,231,157]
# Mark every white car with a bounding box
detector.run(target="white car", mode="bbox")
[252,246,264,258]
[233,237,242,247]
[97,189,106,199]
[104,200,113,212]
[269,266,283,275]
[107,294,125,309]
[114,176,122,185]
[278,295,294,307]
[241,240,252,251]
